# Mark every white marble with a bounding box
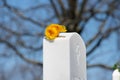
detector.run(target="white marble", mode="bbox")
[112,69,120,80]
[43,32,87,80]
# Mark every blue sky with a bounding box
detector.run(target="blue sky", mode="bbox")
[0,0,120,80]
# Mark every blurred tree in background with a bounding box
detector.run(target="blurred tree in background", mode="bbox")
[0,0,120,80]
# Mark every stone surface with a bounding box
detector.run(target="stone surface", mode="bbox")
[43,32,87,80]
[112,69,120,80]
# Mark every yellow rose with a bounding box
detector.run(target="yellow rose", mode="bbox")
[45,24,67,40]
[60,25,67,32]
[45,26,59,40]
[48,24,67,32]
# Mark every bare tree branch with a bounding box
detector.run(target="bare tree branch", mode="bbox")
[75,0,101,34]
[17,40,43,51]
[117,29,120,50]
[0,0,120,74]
[87,64,113,70]
[0,24,35,36]
[23,4,51,12]
[86,19,107,47]
[68,0,77,19]
[77,0,87,22]
[0,39,43,67]
[58,0,66,16]
[2,0,45,27]
[50,0,62,21]
[87,26,120,56]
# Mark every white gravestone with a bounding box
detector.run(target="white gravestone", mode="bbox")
[112,69,120,80]
[43,32,87,80]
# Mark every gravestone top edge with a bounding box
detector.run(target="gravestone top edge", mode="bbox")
[43,32,82,41]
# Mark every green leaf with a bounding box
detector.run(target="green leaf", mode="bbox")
[113,64,117,70]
